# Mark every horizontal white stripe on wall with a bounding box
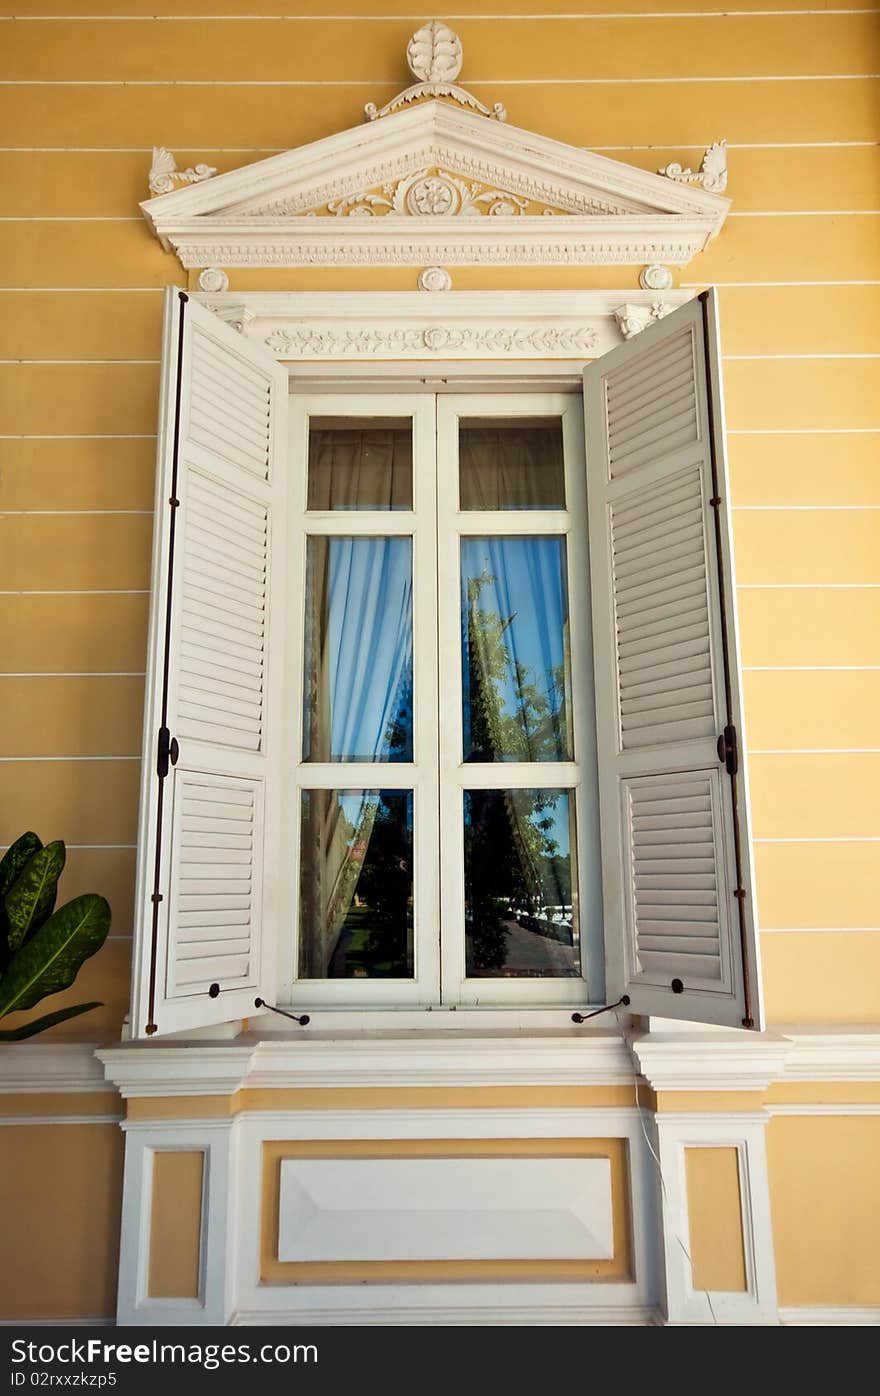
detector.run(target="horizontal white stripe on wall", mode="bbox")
[1,75,877,86]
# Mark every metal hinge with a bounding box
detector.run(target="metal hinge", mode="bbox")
[156,725,179,780]
[717,723,738,777]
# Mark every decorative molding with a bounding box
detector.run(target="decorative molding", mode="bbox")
[364,20,507,125]
[659,141,728,194]
[148,147,217,197]
[231,1298,660,1326]
[209,303,255,334]
[195,288,693,362]
[197,267,228,292]
[652,1115,779,1326]
[233,147,631,222]
[639,263,674,292]
[782,1028,880,1082]
[139,98,729,273]
[1,1043,114,1094]
[168,228,717,271]
[630,1029,793,1092]
[264,322,602,359]
[319,167,536,219]
[99,1033,638,1095]
[418,265,452,291]
[278,1156,614,1261]
[780,1306,880,1326]
[613,300,674,339]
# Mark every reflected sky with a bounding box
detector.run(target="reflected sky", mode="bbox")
[461,536,571,763]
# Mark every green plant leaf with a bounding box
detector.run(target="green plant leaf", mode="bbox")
[5,840,66,953]
[0,833,43,901]
[0,1001,103,1041]
[0,894,111,1019]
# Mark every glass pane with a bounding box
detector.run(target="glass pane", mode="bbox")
[299,790,414,979]
[461,536,572,762]
[308,417,413,510]
[303,536,413,763]
[459,417,565,510]
[463,789,580,978]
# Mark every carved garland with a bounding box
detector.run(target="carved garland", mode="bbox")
[263,323,601,357]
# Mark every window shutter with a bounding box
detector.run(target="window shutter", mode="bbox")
[584,292,762,1030]
[130,290,289,1038]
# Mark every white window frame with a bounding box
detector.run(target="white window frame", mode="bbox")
[281,386,601,1011]
[131,288,762,1038]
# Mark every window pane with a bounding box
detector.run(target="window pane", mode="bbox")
[463,789,580,978]
[303,536,413,762]
[298,789,414,979]
[459,418,565,510]
[308,417,413,510]
[461,536,572,762]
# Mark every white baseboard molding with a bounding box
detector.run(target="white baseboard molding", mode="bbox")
[780,1305,880,1325]
[230,1285,659,1326]
[0,1317,115,1327]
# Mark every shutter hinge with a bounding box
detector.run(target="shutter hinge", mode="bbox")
[156,725,179,780]
[717,723,739,776]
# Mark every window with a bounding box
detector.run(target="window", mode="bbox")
[130,290,762,1039]
[283,393,602,1008]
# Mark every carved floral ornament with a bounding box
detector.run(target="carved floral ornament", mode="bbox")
[364,19,507,124]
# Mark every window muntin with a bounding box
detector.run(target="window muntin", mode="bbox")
[287,391,600,1009]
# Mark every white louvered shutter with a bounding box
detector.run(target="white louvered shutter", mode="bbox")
[131,290,288,1038]
[584,292,762,1029]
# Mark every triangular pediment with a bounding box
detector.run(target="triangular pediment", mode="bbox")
[141,26,729,273]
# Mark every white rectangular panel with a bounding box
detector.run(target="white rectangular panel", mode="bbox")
[278,1156,613,1262]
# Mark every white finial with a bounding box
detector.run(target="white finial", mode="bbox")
[406,21,463,83]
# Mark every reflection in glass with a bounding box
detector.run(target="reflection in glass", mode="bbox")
[299,790,414,979]
[303,536,413,763]
[308,418,413,510]
[464,789,579,978]
[461,536,572,762]
[459,418,565,511]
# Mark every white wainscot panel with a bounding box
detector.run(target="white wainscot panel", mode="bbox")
[278,1157,614,1262]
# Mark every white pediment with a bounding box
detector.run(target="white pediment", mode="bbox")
[141,21,729,273]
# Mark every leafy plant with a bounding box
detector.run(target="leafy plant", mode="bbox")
[0,831,111,1041]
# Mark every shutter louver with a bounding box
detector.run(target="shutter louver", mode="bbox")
[584,293,762,1029]
[131,291,288,1038]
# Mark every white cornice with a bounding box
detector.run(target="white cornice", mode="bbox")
[11,1024,880,1098]
[98,1031,636,1096]
[780,1027,880,1082]
[139,100,728,273]
[630,1029,794,1092]
[195,288,693,362]
[1,1043,114,1094]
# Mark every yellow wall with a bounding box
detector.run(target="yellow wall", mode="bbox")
[0,0,878,1319]
[2,1,878,1036]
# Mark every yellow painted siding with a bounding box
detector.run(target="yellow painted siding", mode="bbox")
[148,1152,205,1300]
[0,1124,124,1319]
[684,1148,747,1292]
[768,1117,880,1306]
